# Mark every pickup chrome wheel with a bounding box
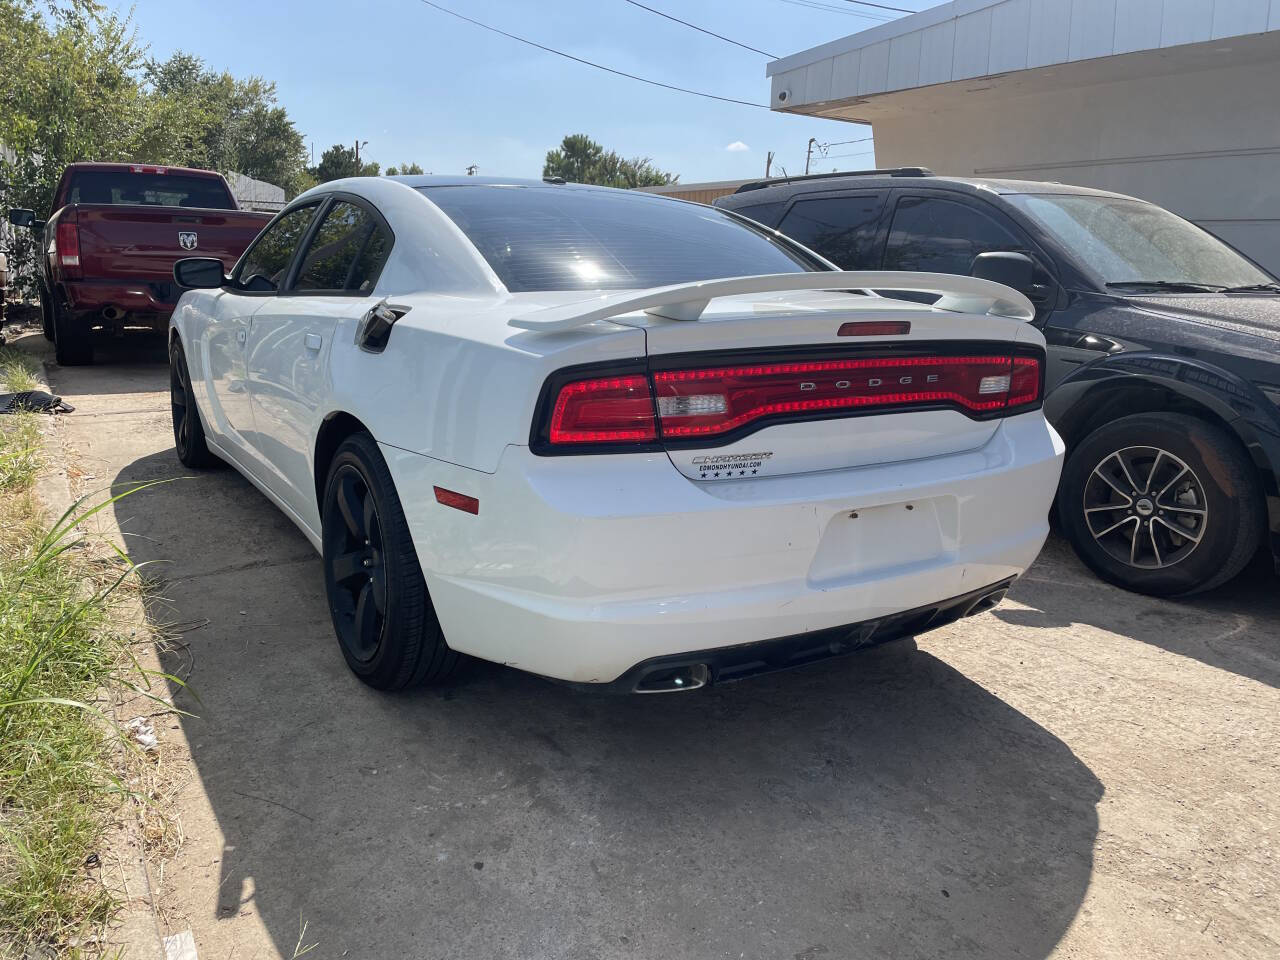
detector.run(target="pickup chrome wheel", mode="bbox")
[321,432,460,689]
[169,338,218,468]
[1059,412,1262,596]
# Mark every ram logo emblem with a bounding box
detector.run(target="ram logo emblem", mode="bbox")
[178,231,198,250]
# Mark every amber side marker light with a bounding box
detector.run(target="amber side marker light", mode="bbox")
[434,486,479,515]
[837,320,912,337]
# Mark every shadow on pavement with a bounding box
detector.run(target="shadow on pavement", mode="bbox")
[113,444,1103,960]
[1000,537,1280,689]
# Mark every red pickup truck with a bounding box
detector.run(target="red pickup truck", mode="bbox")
[7,163,272,364]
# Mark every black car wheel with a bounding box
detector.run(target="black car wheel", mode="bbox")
[1058,412,1263,596]
[52,302,92,365]
[321,432,460,690]
[40,287,54,342]
[169,338,219,468]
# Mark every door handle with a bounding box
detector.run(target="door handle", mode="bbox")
[304,332,323,352]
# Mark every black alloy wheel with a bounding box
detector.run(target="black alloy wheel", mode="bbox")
[325,464,389,664]
[1058,412,1263,596]
[169,338,218,468]
[321,432,460,689]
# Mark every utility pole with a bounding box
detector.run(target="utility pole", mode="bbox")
[804,137,817,175]
[765,151,774,178]
[355,139,369,172]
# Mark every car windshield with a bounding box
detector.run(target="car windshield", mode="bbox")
[1005,193,1273,290]
[67,170,234,209]
[420,185,817,292]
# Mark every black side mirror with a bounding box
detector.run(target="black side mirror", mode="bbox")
[174,257,227,289]
[970,251,1035,295]
[8,208,35,229]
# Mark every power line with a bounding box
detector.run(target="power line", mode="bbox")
[416,0,767,108]
[622,1,777,58]
[776,0,895,21]
[822,149,877,160]
[839,0,917,13]
[820,135,875,148]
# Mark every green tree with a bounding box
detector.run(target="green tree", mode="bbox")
[1,0,155,295]
[143,51,309,196]
[543,134,677,188]
[0,3,313,295]
[310,143,379,183]
[386,162,425,176]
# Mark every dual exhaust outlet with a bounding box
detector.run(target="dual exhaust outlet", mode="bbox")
[630,585,1010,694]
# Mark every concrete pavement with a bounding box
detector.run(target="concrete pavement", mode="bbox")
[22,331,1280,959]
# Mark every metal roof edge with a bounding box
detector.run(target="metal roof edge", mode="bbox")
[765,0,967,77]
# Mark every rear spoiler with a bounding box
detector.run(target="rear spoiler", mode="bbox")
[509,271,1035,332]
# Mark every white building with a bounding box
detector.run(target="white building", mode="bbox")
[767,0,1280,273]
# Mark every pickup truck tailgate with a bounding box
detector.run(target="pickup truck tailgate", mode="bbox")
[73,205,270,283]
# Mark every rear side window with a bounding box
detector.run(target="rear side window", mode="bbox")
[421,185,814,292]
[777,195,885,268]
[884,196,1020,274]
[293,201,392,294]
[233,204,319,292]
[726,201,787,228]
[68,171,234,209]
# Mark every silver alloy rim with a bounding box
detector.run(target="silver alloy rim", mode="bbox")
[1082,445,1208,570]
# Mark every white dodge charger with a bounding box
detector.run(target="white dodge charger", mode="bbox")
[169,176,1063,693]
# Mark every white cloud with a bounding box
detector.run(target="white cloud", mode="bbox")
[725,141,750,153]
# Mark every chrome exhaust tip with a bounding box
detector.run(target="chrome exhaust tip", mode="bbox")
[102,305,125,322]
[634,663,710,694]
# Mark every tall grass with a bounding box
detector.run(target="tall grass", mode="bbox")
[0,355,162,955]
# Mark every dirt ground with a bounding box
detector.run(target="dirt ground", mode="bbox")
[17,330,1280,959]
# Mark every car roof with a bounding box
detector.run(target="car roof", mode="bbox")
[386,175,638,193]
[716,173,1142,207]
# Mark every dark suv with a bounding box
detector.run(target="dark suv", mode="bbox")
[715,170,1280,596]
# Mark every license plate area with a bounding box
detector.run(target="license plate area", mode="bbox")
[808,497,952,585]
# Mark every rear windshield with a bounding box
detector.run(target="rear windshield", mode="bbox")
[67,171,235,209]
[420,185,816,292]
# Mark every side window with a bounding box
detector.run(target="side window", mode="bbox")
[777,194,885,268]
[728,201,787,228]
[234,204,319,292]
[884,196,1020,274]
[292,201,392,294]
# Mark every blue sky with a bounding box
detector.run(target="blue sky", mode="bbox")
[109,0,937,183]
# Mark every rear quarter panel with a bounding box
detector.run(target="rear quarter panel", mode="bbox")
[322,297,648,474]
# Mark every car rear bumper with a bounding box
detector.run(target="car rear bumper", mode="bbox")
[382,411,1064,684]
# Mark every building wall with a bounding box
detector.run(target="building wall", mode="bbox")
[872,57,1280,273]
[638,180,752,205]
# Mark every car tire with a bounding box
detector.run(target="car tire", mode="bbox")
[40,287,54,342]
[52,302,92,365]
[1058,412,1263,596]
[321,432,461,690]
[169,338,220,468]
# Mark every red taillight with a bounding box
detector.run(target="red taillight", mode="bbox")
[548,374,657,445]
[55,221,81,276]
[1009,356,1041,407]
[653,355,1039,439]
[538,351,1042,451]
